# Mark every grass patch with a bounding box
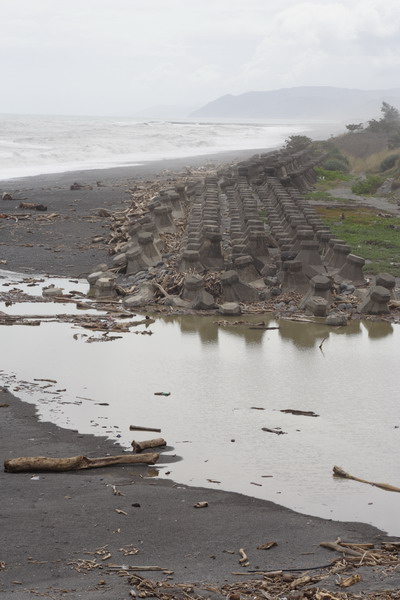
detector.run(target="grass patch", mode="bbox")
[305,191,354,203]
[351,175,384,196]
[313,168,352,192]
[305,191,332,200]
[314,167,351,182]
[316,206,400,275]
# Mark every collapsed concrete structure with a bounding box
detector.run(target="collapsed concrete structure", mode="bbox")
[87,149,398,320]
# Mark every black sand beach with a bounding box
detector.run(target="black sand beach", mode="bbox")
[1,153,400,599]
[0,151,265,277]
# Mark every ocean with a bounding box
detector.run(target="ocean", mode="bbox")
[0,114,342,181]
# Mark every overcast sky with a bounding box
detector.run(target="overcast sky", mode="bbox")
[1,0,400,116]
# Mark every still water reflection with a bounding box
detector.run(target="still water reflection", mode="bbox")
[0,274,399,535]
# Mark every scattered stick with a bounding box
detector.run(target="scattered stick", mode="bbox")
[280,409,319,417]
[262,427,287,435]
[319,337,327,350]
[320,541,364,557]
[290,575,311,589]
[239,548,248,565]
[4,453,159,473]
[257,542,277,550]
[337,574,362,588]
[107,565,169,572]
[129,425,161,433]
[131,438,166,453]
[339,542,374,550]
[248,326,280,330]
[19,202,47,211]
[231,570,283,576]
[333,465,400,492]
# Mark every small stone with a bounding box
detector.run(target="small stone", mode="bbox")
[270,287,281,297]
[326,313,348,326]
[218,302,241,316]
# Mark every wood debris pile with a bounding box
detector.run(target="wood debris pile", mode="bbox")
[62,539,400,599]
[321,538,400,568]
[107,168,214,256]
[121,563,400,600]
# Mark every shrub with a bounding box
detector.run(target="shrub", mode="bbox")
[388,132,400,149]
[314,167,350,181]
[345,123,363,133]
[351,175,384,195]
[322,158,350,173]
[380,154,399,172]
[283,135,313,153]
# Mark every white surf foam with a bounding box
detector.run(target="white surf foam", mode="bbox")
[0,115,315,180]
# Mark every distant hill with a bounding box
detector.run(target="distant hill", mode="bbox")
[190,87,400,121]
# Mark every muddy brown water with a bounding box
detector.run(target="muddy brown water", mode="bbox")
[1,271,399,536]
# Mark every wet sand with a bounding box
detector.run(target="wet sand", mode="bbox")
[0,150,265,277]
[1,153,400,598]
[2,390,399,599]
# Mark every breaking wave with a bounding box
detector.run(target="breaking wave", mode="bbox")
[0,114,312,180]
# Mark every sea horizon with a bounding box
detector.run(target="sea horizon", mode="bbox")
[0,114,344,181]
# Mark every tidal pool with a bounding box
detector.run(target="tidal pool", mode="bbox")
[1,271,399,536]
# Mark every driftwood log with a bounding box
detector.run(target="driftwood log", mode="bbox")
[131,438,166,453]
[320,541,366,557]
[333,465,400,493]
[4,453,159,473]
[129,425,161,433]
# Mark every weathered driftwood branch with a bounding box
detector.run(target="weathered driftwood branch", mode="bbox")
[107,565,170,572]
[4,453,159,473]
[129,425,161,433]
[333,465,400,493]
[262,427,287,435]
[131,438,166,453]
[320,541,364,557]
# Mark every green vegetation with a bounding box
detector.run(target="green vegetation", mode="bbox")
[313,141,350,173]
[315,166,351,182]
[345,123,363,133]
[307,105,400,276]
[304,190,352,203]
[332,102,400,173]
[364,102,400,150]
[310,165,352,192]
[322,157,349,172]
[305,190,332,199]
[388,131,400,150]
[316,206,400,275]
[380,153,400,172]
[351,175,384,196]
[283,135,313,153]
[367,101,400,134]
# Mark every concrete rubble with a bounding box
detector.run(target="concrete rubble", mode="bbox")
[85,148,400,321]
